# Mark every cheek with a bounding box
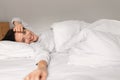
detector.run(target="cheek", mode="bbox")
[25,39,30,44]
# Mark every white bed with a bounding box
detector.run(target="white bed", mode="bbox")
[0,19,120,80]
[0,53,120,80]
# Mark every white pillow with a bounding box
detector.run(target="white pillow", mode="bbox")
[51,20,89,52]
[88,19,120,35]
[0,41,35,59]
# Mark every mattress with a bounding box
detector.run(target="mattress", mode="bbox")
[0,53,120,80]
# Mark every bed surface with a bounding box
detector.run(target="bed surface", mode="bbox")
[0,53,120,80]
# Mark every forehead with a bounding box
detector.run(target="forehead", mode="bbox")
[15,32,23,42]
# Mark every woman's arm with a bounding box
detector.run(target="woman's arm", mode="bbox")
[24,47,50,80]
[37,60,48,69]
[11,17,31,31]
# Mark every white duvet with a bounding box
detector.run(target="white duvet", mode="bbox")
[51,19,120,67]
[67,28,120,67]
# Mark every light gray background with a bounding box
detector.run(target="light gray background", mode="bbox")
[0,0,120,33]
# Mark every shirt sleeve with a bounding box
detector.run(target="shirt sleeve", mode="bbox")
[35,48,50,65]
[11,17,22,24]
[11,17,31,29]
[30,43,50,65]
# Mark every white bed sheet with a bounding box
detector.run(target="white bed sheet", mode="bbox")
[0,53,120,80]
[0,58,35,80]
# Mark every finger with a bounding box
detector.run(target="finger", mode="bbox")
[14,27,19,32]
[18,24,23,32]
[41,75,47,80]
[30,77,34,80]
[34,76,39,80]
[28,74,34,80]
[34,73,41,80]
[13,28,16,32]
[29,73,39,80]
[41,77,46,80]
[17,26,21,32]
[24,76,29,80]
[20,26,23,32]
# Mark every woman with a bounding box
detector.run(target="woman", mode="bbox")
[2,18,55,80]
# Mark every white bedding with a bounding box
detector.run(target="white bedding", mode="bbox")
[0,53,120,80]
[0,58,35,80]
[1,19,120,80]
[48,53,120,80]
[67,29,120,67]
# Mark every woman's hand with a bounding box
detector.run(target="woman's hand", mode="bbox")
[24,68,48,80]
[24,60,48,80]
[13,21,24,32]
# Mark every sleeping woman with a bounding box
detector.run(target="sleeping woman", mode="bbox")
[2,18,55,80]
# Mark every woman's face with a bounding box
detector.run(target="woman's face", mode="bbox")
[15,29,38,44]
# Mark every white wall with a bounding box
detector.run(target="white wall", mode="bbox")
[0,0,120,33]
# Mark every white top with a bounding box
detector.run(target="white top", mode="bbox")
[11,17,55,64]
[33,29,55,64]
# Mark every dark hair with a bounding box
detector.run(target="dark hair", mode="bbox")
[2,29,15,41]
